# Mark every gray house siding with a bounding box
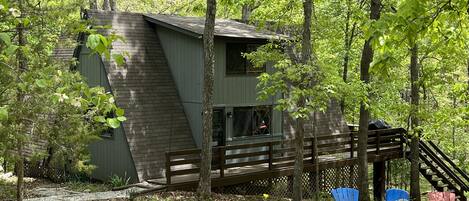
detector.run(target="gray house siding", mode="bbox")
[156,26,204,147]
[87,10,196,181]
[77,46,139,182]
[157,26,283,148]
[213,40,282,143]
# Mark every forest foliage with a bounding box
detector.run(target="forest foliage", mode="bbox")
[0,0,468,200]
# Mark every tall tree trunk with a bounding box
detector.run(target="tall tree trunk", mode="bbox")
[358,1,380,201]
[409,44,421,201]
[312,113,319,200]
[89,0,98,9]
[15,0,27,200]
[102,0,110,11]
[340,0,356,114]
[292,1,312,201]
[110,0,117,11]
[241,4,251,23]
[293,115,306,201]
[197,0,216,199]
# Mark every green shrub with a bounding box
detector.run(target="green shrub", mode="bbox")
[108,173,130,188]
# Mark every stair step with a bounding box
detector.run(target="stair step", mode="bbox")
[432,177,443,182]
[437,183,448,188]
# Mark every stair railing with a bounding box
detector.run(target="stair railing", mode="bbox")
[427,141,469,188]
[419,141,469,191]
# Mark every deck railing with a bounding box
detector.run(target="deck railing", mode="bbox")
[165,128,406,185]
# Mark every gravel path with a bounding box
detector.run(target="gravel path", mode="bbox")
[25,187,144,201]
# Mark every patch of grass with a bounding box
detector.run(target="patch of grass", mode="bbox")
[108,174,131,188]
[63,180,111,192]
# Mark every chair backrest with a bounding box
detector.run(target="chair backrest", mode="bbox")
[385,188,409,201]
[428,192,456,201]
[331,188,359,201]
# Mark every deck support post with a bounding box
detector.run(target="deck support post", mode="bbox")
[165,151,171,185]
[373,161,386,201]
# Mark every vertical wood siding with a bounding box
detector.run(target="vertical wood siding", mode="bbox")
[156,26,204,147]
[77,46,139,182]
[87,10,196,181]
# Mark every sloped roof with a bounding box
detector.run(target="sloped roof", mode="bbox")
[86,10,196,181]
[144,14,280,40]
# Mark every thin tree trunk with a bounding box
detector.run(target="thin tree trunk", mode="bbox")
[409,44,421,201]
[358,1,380,201]
[340,0,357,114]
[89,0,98,9]
[241,4,251,23]
[197,0,216,199]
[15,0,27,200]
[312,113,319,200]
[292,1,312,201]
[293,114,305,201]
[16,140,24,201]
[102,0,110,11]
[110,0,117,11]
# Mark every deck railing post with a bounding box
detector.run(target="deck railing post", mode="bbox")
[165,151,171,185]
[219,147,225,178]
[376,131,381,156]
[311,137,315,164]
[350,132,354,158]
[268,141,273,170]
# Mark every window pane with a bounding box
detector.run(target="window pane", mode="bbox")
[246,44,265,74]
[212,109,225,146]
[233,107,252,137]
[226,43,246,74]
[252,106,272,135]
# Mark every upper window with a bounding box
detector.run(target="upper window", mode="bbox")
[233,106,272,138]
[226,43,265,75]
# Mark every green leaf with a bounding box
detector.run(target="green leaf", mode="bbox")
[4,45,18,55]
[107,118,120,128]
[117,116,127,122]
[86,34,100,49]
[35,79,47,88]
[115,108,124,116]
[0,107,8,120]
[113,54,125,66]
[0,33,11,45]
[93,116,106,123]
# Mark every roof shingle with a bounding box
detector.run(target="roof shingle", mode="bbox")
[144,14,280,40]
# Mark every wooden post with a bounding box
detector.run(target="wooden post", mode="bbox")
[165,152,171,185]
[373,161,386,201]
[376,131,381,156]
[219,147,225,178]
[350,132,354,158]
[268,141,273,170]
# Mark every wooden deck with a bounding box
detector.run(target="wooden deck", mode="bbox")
[151,128,406,190]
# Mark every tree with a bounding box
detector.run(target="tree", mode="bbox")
[409,43,421,201]
[15,1,26,199]
[110,0,117,11]
[103,0,110,11]
[0,1,127,200]
[291,1,312,201]
[197,0,216,199]
[357,0,380,201]
[89,0,98,9]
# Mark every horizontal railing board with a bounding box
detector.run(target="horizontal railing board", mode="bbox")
[164,129,405,186]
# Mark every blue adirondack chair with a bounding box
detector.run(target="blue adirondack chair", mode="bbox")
[385,188,409,201]
[331,188,359,201]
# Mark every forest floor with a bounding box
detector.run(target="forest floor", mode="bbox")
[0,172,290,201]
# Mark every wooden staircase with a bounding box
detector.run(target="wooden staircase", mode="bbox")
[405,138,469,200]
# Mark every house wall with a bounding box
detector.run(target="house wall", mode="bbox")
[156,25,283,148]
[213,39,283,144]
[77,46,138,182]
[156,26,204,147]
